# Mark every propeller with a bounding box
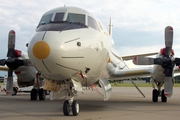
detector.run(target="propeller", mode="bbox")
[0,30,29,95]
[133,26,180,98]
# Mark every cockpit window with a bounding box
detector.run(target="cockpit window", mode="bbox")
[88,16,99,31]
[66,13,85,24]
[38,13,53,26]
[98,22,103,30]
[54,13,64,21]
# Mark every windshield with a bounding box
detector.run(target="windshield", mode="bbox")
[38,13,53,26]
[66,13,85,24]
[88,16,99,31]
[36,12,88,31]
[54,13,64,21]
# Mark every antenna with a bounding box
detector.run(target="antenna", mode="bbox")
[108,17,113,36]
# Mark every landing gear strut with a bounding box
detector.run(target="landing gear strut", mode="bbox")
[61,80,80,116]
[43,79,81,116]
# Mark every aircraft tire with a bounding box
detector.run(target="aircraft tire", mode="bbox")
[39,88,46,100]
[31,88,38,100]
[161,89,167,102]
[152,89,158,102]
[63,100,70,116]
[12,87,18,96]
[72,100,79,116]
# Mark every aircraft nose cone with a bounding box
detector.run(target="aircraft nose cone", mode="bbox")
[33,41,50,60]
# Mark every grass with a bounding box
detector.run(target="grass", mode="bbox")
[111,83,180,87]
[0,82,180,87]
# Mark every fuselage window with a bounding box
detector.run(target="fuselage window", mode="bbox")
[38,13,53,26]
[66,13,85,24]
[54,13,64,21]
[88,16,99,31]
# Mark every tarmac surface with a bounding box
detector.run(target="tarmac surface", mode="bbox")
[0,87,180,120]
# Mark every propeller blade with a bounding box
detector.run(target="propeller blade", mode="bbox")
[153,58,164,65]
[2,30,31,95]
[7,30,16,58]
[165,26,173,56]
[0,59,6,66]
[133,56,154,65]
[175,58,180,66]
[164,77,173,98]
[6,68,14,95]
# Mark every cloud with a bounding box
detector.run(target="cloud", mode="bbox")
[1,0,180,59]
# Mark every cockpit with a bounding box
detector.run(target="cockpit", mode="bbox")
[38,12,85,26]
[36,7,106,32]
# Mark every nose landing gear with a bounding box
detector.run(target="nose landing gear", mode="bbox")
[61,80,80,116]
[63,97,79,116]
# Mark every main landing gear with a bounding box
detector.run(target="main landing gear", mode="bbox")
[30,72,46,100]
[12,87,18,96]
[30,88,46,100]
[152,81,167,102]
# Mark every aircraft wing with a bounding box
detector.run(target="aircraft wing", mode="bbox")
[121,52,158,61]
[108,65,153,80]
[109,48,156,79]
[108,63,153,97]
[174,66,180,73]
[110,47,158,61]
[0,66,8,71]
[109,63,180,80]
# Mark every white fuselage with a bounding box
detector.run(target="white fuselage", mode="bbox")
[27,6,129,86]
[28,29,110,84]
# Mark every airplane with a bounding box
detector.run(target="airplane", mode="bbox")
[0,75,36,95]
[0,6,179,116]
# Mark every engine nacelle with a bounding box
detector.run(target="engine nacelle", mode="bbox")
[14,66,37,87]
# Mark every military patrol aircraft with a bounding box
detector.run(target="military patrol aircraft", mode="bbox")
[0,6,179,116]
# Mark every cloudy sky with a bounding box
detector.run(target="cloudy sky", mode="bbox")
[0,0,180,75]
